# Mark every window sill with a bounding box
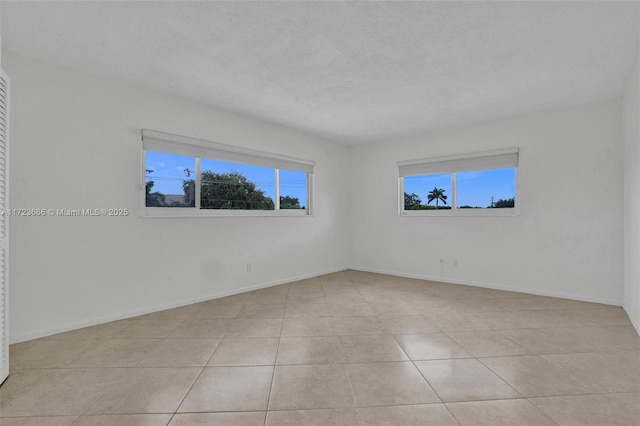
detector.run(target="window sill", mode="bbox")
[401,207,520,217]
[142,208,311,218]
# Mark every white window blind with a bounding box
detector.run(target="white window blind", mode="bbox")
[398,148,519,177]
[142,129,315,174]
[0,70,9,385]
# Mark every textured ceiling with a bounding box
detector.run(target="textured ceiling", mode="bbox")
[1,1,639,145]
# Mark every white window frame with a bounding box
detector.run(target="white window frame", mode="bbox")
[398,148,519,217]
[141,130,314,217]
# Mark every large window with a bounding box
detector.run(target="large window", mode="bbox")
[142,130,313,216]
[399,148,519,216]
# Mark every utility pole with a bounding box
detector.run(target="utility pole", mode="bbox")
[491,196,494,208]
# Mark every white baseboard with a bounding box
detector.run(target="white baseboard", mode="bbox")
[348,265,623,307]
[10,265,349,344]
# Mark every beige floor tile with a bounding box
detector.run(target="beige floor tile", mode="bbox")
[447,330,531,357]
[226,318,283,337]
[358,404,459,426]
[137,338,220,367]
[287,293,328,304]
[480,355,591,397]
[205,293,251,305]
[69,339,161,367]
[499,327,591,354]
[0,369,48,406]
[253,285,289,295]
[208,337,278,366]
[368,302,419,316]
[480,310,583,329]
[237,303,286,319]
[86,368,201,414]
[424,311,493,332]
[394,333,472,360]
[418,298,505,315]
[169,318,233,338]
[193,303,244,319]
[331,316,385,335]
[569,325,640,352]
[7,271,640,426]
[378,315,440,334]
[324,292,367,305]
[169,412,266,426]
[141,303,203,320]
[265,408,360,426]
[247,293,288,305]
[285,303,331,318]
[343,270,382,283]
[70,414,173,425]
[0,417,78,425]
[328,303,375,317]
[1,368,126,417]
[542,351,640,393]
[322,282,357,292]
[9,339,96,369]
[179,366,273,412]
[113,319,184,339]
[558,307,632,326]
[281,317,334,336]
[530,392,640,426]
[347,362,439,407]
[277,336,344,365]
[47,320,136,340]
[288,283,325,294]
[496,295,609,311]
[269,364,355,410]
[447,399,557,426]
[415,359,521,402]
[359,291,401,304]
[338,334,408,363]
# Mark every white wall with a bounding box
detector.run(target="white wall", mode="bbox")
[350,99,624,305]
[624,55,640,332]
[4,51,350,343]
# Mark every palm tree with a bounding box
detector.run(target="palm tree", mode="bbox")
[427,187,447,209]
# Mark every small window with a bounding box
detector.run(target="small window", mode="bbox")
[142,130,314,217]
[404,173,452,210]
[399,149,518,216]
[279,169,307,210]
[200,159,275,210]
[145,151,195,208]
[456,168,515,209]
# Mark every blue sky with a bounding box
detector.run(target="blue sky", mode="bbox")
[145,151,307,205]
[404,168,515,208]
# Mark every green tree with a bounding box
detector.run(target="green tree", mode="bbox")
[195,170,275,210]
[280,195,303,209]
[427,187,447,209]
[145,181,166,207]
[404,192,422,210]
[492,197,515,208]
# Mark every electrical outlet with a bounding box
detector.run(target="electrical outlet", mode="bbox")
[246,264,251,272]
[439,258,444,264]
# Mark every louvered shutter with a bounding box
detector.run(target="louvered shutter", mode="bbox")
[0,70,10,385]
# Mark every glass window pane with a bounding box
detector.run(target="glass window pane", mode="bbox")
[456,168,515,209]
[279,170,307,209]
[404,173,452,210]
[145,151,195,207]
[200,159,275,210]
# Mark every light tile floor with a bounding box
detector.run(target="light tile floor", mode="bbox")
[2,270,639,425]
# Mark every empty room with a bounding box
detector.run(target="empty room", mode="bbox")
[0,1,639,425]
